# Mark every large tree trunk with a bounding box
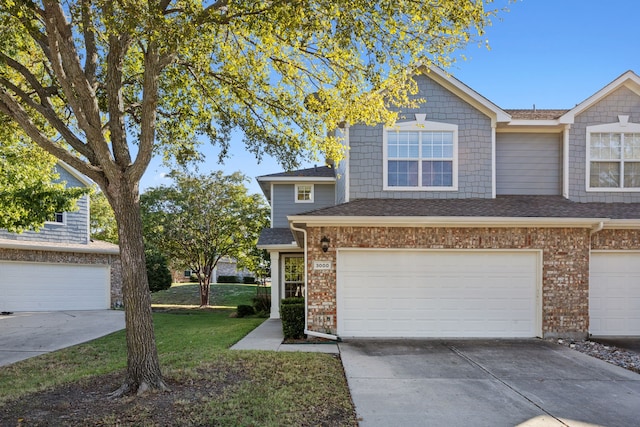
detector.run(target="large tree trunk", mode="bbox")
[199,275,211,307]
[109,179,168,396]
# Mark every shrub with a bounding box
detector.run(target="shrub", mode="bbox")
[217,275,239,283]
[189,273,200,283]
[237,304,255,318]
[280,297,305,339]
[145,251,172,293]
[243,276,257,284]
[252,293,271,314]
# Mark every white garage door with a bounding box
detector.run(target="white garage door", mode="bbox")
[337,250,540,338]
[590,252,640,336]
[0,261,110,311]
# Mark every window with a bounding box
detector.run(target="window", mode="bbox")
[587,117,640,191]
[384,118,458,190]
[283,256,304,298]
[47,212,64,224]
[295,184,314,203]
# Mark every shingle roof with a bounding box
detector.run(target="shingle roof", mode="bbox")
[0,237,120,254]
[258,165,335,179]
[296,196,640,220]
[504,109,569,120]
[257,228,296,246]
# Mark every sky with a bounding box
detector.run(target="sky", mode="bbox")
[139,0,640,196]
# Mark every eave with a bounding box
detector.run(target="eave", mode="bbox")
[289,215,610,228]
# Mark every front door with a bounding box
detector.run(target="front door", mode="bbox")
[282,255,304,299]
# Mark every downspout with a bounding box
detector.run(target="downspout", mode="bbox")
[289,222,340,341]
[590,221,604,235]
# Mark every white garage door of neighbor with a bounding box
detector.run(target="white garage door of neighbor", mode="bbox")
[590,252,640,336]
[0,261,110,311]
[337,250,540,338]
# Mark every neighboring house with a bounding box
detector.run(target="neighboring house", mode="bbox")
[257,66,640,340]
[0,163,122,311]
[171,256,253,283]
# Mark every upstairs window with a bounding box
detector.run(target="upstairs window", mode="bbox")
[47,212,65,224]
[384,117,458,191]
[295,184,314,203]
[587,117,640,191]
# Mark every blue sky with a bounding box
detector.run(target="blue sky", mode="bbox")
[140,0,640,195]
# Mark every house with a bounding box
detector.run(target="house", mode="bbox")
[257,66,640,340]
[0,163,122,311]
[171,256,254,283]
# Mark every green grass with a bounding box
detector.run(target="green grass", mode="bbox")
[150,282,268,308]
[0,309,357,426]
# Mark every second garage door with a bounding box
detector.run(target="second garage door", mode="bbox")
[590,252,640,336]
[337,250,541,338]
[0,261,110,311]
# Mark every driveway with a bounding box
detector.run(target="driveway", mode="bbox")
[0,311,125,367]
[339,339,640,427]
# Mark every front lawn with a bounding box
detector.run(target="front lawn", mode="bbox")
[151,282,267,308]
[0,309,356,426]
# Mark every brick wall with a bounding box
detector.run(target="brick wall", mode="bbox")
[305,226,592,339]
[0,248,123,308]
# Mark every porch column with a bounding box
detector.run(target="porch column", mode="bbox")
[270,251,280,318]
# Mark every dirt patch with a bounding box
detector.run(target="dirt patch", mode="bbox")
[0,368,240,427]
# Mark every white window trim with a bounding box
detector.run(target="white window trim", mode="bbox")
[45,212,66,226]
[383,115,459,191]
[586,117,640,192]
[295,183,314,203]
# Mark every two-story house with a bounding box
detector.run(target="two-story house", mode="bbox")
[0,162,122,311]
[257,66,640,341]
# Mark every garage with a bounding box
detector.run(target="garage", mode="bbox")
[337,249,541,338]
[589,252,640,336]
[0,261,110,311]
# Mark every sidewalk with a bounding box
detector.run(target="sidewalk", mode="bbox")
[230,318,339,353]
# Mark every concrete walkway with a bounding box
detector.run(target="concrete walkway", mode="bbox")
[230,318,339,353]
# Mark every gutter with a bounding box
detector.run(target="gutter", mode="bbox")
[289,222,340,342]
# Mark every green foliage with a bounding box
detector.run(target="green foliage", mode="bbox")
[140,170,269,304]
[252,294,271,315]
[0,121,87,233]
[242,276,256,284]
[281,297,305,339]
[236,304,255,318]
[145,251,173,293]
[217,275,240,284]
[89,187,118,243]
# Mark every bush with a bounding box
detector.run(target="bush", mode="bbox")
[189,273,200,283]
[243,276,257,284]
[217,275,239,283]
[236,304,255,318]
[145,251,172,293]
[280,297,305,339]
[252,294,271,314]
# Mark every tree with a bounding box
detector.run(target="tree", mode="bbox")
[0,0,500,395]
[145,250,172,293]
[141,171,269,306]
[0,119,86,232]
[90,187,118,243]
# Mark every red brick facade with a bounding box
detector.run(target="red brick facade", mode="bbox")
[303,226,639,339]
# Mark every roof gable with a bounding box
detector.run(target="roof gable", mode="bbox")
[560,70,640,123]
[418,66,511,124]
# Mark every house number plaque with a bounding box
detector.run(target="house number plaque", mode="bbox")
[313,261,332,270]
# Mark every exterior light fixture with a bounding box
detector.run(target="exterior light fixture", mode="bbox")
[320,236,330,252]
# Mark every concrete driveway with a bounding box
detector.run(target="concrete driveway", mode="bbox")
[0,310,125,367]
[339,339,640,427]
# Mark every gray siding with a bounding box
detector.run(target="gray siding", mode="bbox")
[569,86,640,202]
[349,73,494,199]
[0,165,89,244]
[496,133,562,196]
[272,183,335,228]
